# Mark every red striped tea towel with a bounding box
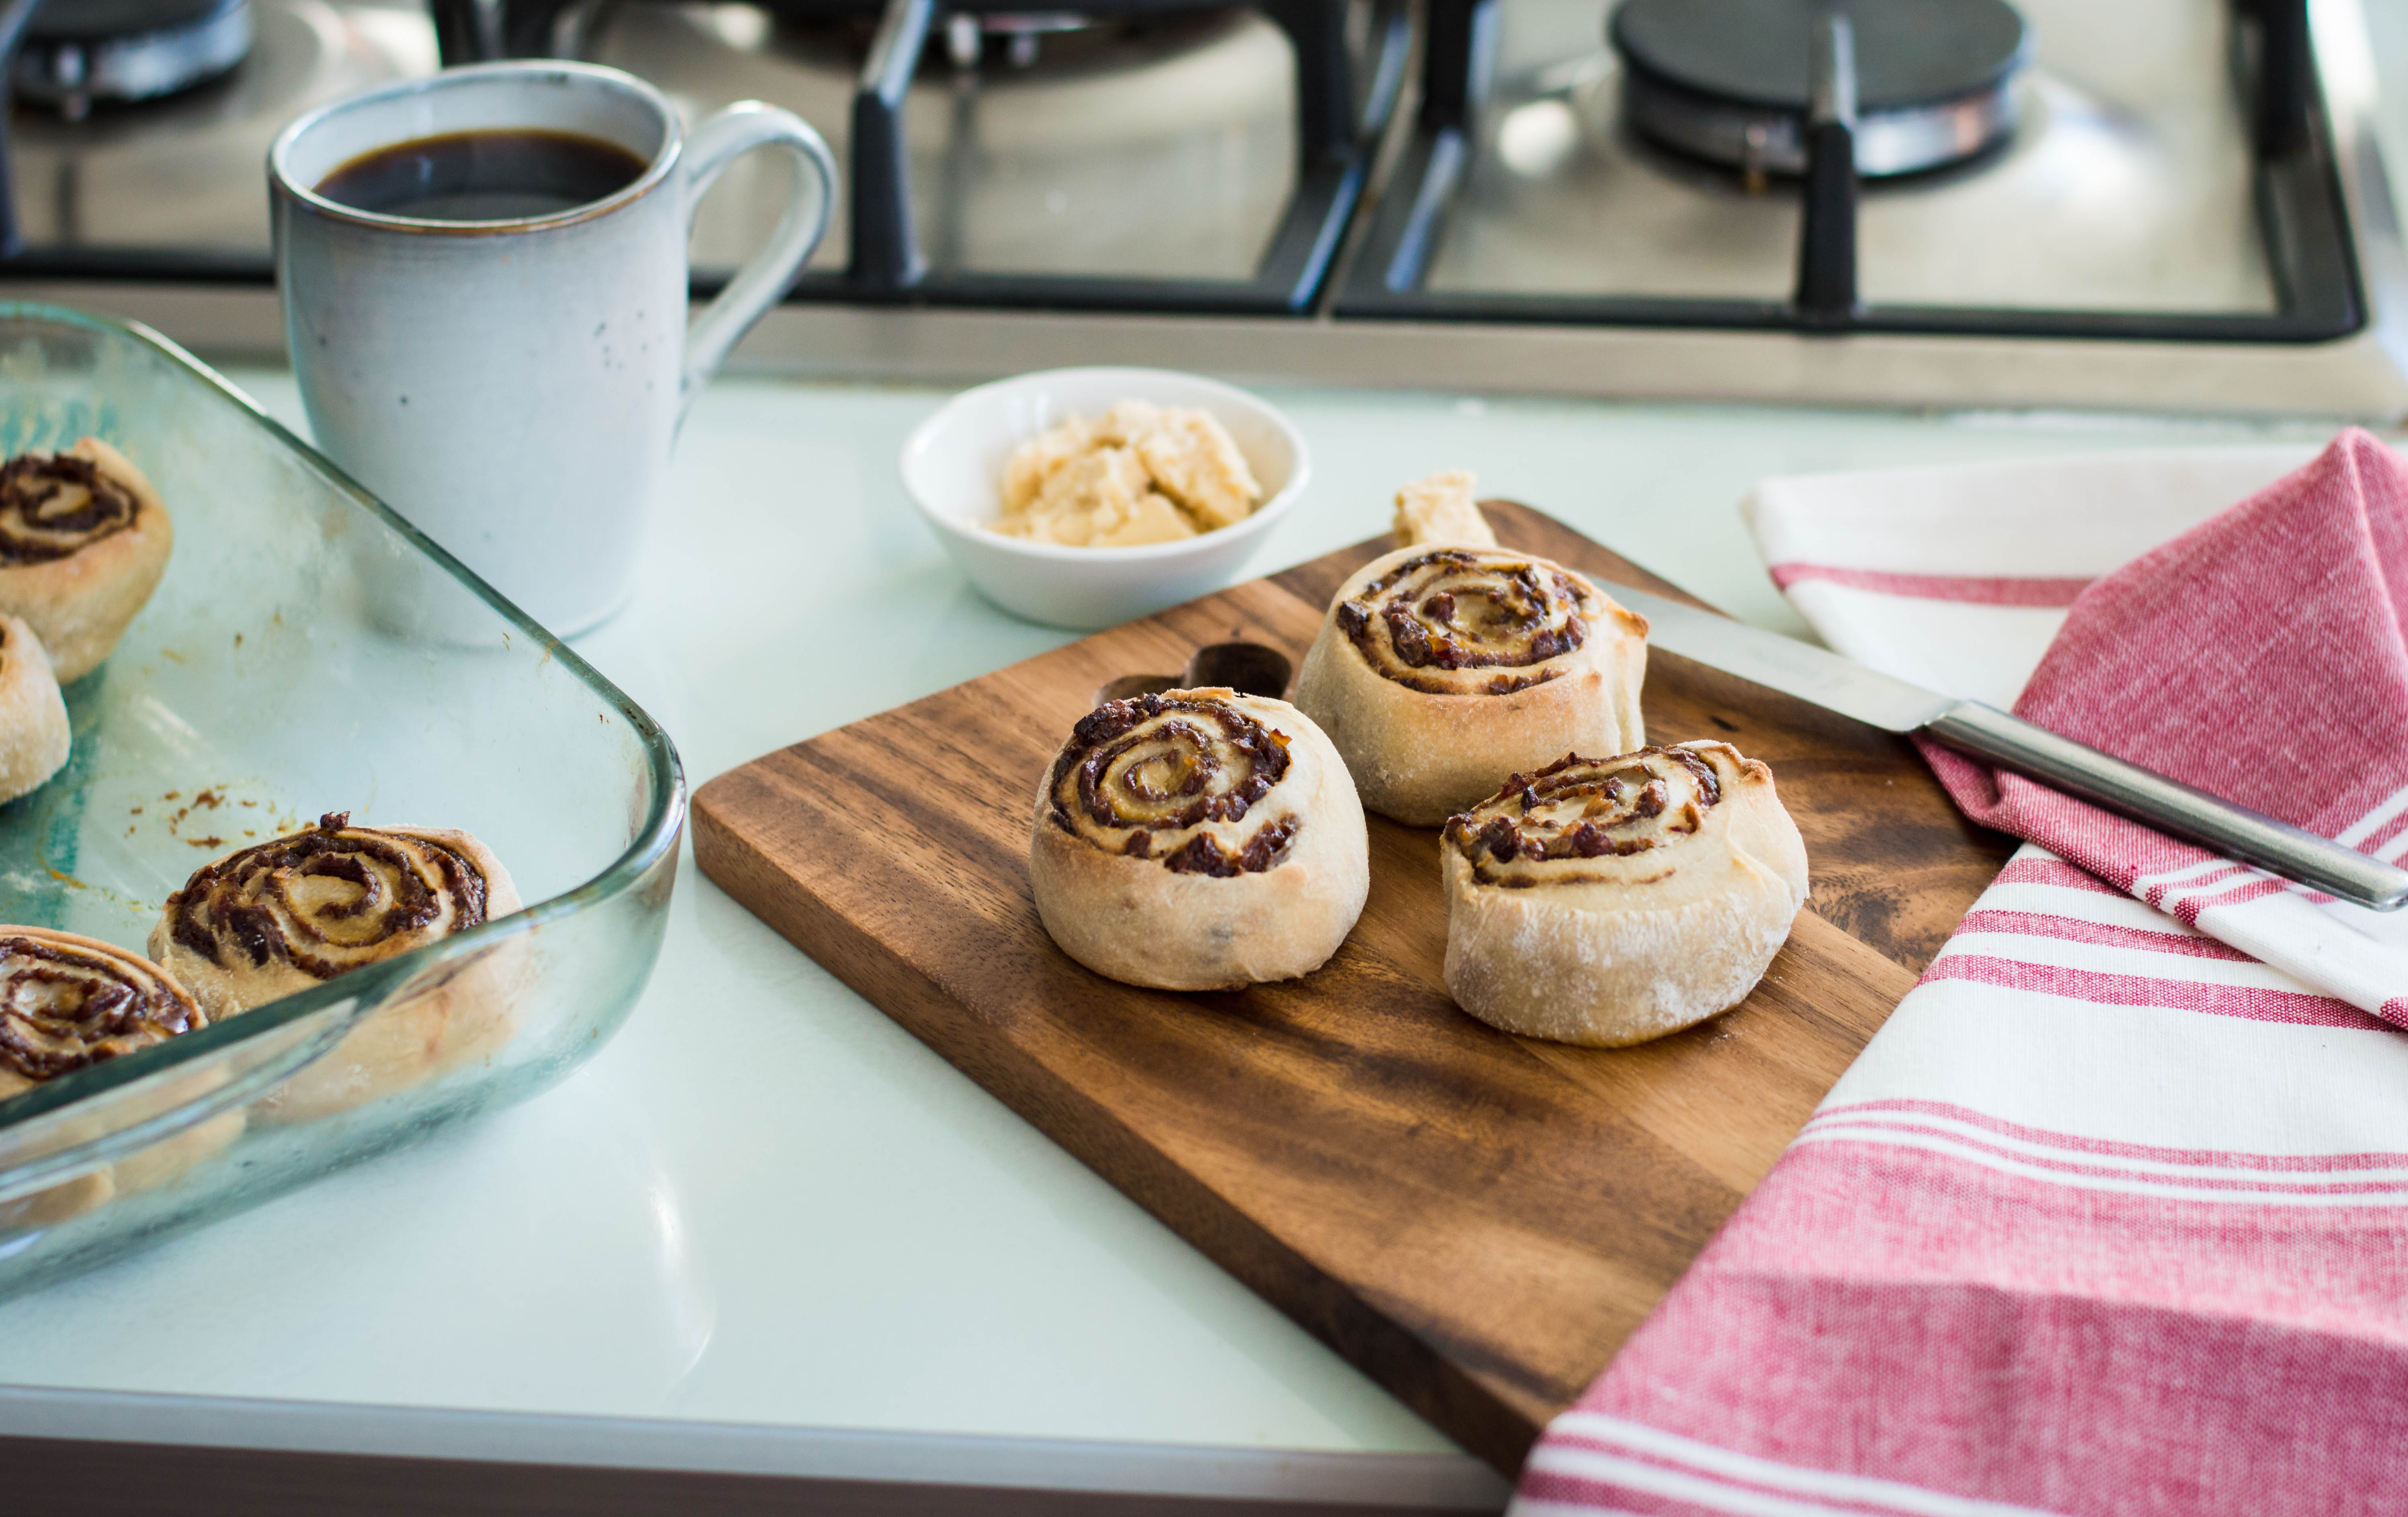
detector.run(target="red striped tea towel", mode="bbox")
[1512,429,2408,1515]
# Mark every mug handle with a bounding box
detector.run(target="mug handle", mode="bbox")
[677,101,838,421]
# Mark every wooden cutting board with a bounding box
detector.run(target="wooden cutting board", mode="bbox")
[692,502,2012,1475]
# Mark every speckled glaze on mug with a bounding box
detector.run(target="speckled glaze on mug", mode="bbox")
[271,61,834,634]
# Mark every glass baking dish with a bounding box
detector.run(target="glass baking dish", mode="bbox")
[0,303,684,1299]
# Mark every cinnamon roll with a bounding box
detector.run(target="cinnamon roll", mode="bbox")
[148,814,522,1123]
[0,438,174,683]
[0,612,68,805]
[1439,743,1808,1047]
[1292,543,1648,826]
[1031,687,1368,991]
[0,928,232,1227]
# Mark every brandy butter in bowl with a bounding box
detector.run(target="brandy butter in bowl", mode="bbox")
[900,366,1310,629]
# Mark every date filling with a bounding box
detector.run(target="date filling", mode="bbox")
[166,812,489,980]
[0,936,201,1082]
[1048,693,1301,876]
[1336,549,1591,696]
[0,452,139,564]
[1443,747,1721,888]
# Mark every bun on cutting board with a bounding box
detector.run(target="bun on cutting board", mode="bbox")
[1292,540,1647,826]
[1439,742,1808,1047]
[0,437,173,683]
[1030,687,1368,991]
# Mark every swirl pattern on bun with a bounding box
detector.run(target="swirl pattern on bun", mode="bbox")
[158,813,492,986]
[0,437,174,683]
[1439,742,1808,1047]
[1031,688,1368,991]
[150,814,522,1123]
[1447,744,1726,886]
[1045,692,1299,876]
[1333,548,1592,696]
[0,929,203,1095]
[0,927,229,1228]
[1294,542,1646,825]
[0,451,141,562]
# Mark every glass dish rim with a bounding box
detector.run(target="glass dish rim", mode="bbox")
[0,299,687,1142]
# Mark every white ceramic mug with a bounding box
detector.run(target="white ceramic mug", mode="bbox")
[270,61,835,634]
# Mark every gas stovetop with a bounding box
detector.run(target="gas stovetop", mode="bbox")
[1,0,2403,417]
[1347,0,2356,344]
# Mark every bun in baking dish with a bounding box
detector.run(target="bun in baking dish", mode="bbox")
[1030,687,1368,991]
[1292,543,1647,826]
[1439,742,1808,1047]
[0,927,234,1229]
[0,612,68,805]
[149,813,522,1124]
[0,437,173,683]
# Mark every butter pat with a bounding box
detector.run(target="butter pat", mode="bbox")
[994,402,1263,547]
[1392,470,1497,549]
[1135,410,1260,529]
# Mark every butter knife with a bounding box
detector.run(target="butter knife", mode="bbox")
[1606,582,2408,911]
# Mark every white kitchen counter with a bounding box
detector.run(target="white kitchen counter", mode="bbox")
[0,364,2357,1506]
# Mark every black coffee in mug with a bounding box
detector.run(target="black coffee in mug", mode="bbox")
[315,129,650,221]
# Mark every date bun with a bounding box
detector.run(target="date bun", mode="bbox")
[0,613,68,805]
[1440,742,1807,1047]
[0,437,174,684]
[1293,543,1646,827]
[1030,688,1368,991]
[148,815,522,1124]
[0,927,235,1230]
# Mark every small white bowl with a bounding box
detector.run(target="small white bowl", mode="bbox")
[900,366,1310,630]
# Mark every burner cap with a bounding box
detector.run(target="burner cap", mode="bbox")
[28,0,236,41]
[1610,0,2032,177]
[19,0,254,116]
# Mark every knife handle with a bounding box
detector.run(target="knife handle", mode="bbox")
[1924,701,2408,912]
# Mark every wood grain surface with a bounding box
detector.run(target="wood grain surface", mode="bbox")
[693,502,2012,1475]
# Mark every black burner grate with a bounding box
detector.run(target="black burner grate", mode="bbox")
[1334,0,2361,345]
[0,0,2365,348]
[430,0,1410,315]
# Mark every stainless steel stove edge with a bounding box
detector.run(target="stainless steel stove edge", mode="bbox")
[730,303,2408,419]
[22,279,2405,422]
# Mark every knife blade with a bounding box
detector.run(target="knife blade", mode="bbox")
[1605,581,2408,912]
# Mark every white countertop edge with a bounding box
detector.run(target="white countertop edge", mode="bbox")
[0,1385,1511,1509]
